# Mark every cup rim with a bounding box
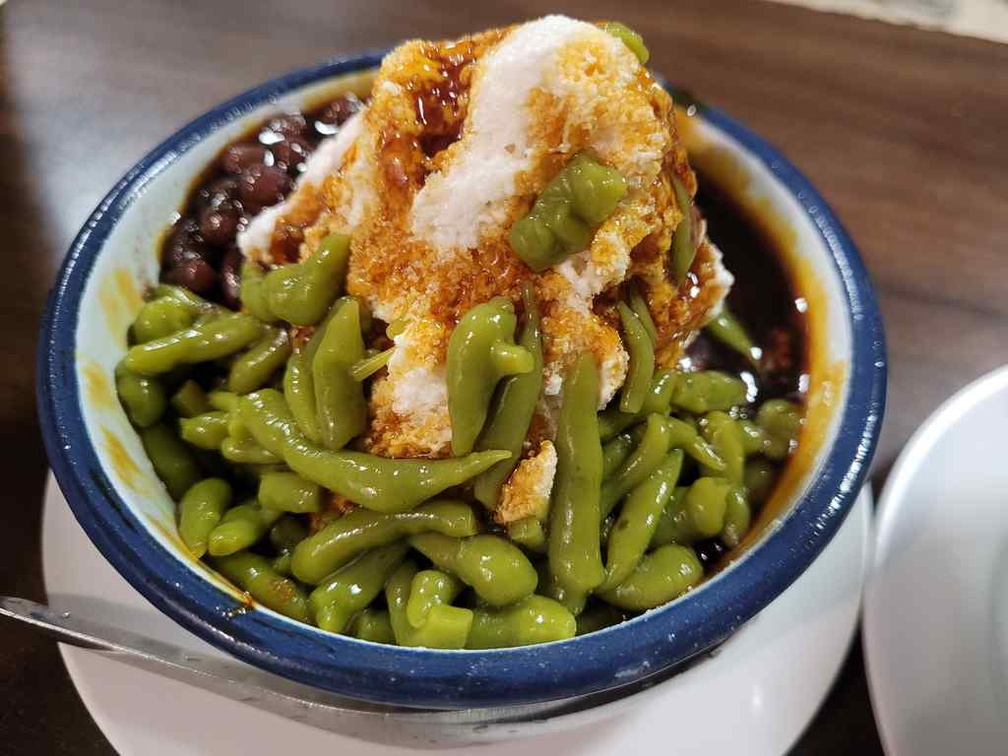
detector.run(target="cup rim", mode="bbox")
[37,51,886,709]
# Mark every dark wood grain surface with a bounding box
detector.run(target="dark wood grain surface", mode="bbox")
[2,0,1006,752]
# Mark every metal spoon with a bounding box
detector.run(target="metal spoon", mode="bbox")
[0,596,677,747]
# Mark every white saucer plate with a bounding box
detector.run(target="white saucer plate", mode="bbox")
[864,366,1008,755]
[43,475,871,755]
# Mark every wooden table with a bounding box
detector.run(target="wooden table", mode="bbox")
[2,0,1005,751]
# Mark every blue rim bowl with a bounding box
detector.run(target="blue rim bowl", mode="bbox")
[38,52,886,709]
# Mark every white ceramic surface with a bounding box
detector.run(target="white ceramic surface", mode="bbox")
[69,63,855,641]
[43,475,872,754]
[864,365,1008,756]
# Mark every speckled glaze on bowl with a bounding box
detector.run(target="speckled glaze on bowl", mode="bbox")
[37,52,885,709]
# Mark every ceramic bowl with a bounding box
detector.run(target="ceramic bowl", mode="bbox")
[38,53,886,709]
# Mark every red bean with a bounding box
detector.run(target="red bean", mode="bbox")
[684,333,716,372]
[163,218,207,267]
[159,97,372,307]
[239,163,292,208]
[695,538,727,567]
[239,201,262,217]
[198,201,241,247]
[271,136,312,174]
[195,176,240,214]
[219,143,270,175]
[219,247,243,309]
[265,113,308,139]
[314,95,361,135]
[161,257,219,295]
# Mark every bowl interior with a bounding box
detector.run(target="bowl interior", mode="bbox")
[73,68,378,598]
[40,56,883,708]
